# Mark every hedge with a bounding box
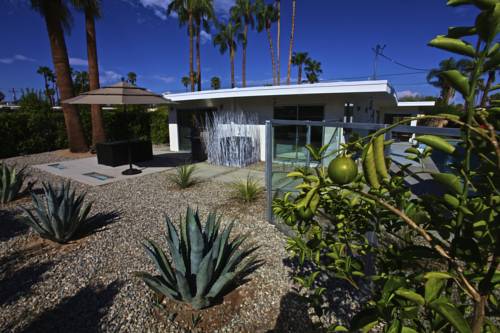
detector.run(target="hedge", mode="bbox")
[0,107,169,159]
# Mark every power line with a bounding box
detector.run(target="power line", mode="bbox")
[376,48,431,72]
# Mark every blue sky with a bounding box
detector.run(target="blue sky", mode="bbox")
[0,0,480,100]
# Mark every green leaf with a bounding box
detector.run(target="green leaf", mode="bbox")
[476,4,500,42]
[350,308,380,332]
[484,47,500,71]
[447,26,477,38]
[387,319,402,333]
[425,278,446,302]
[447,0,473,6]
[402,327,419,333]
[443,193,460,208]
[431,173,464,194]
[287,171,304,178]
[428,36,476,57]
[424,271,454,280]
[416,135,456,154]
[439,70,471,97]
[429,300,472,333]
[395,288,425,306]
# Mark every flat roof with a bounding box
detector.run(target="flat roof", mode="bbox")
[165,80,396,102]
[397,101,436,107]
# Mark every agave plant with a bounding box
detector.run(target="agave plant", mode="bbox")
[136,208,260,310]
[231,174,263,203]
[22,182,93,243]
[169,164,198,189]
[0,163,28,204]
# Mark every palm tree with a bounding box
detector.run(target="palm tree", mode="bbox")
[275,0,280,85]
[255,0,278,85]
[193,0,214,91]
[37,66,55,106]
[291,52,308,84]
[127,72,137,85]
[71,0,106,146]
[213,21,240,88]
[286,0,296,85]
[305,58,322,83]
[427,57,462,105]
[481,70,497,107]
[230,0,255,88]
[31,0,88,152]
[72,70,89,95]
[168,0,196,92]
[210,76,221,89]
[181,76,190,91]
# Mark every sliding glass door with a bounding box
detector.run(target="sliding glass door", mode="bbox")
[273,105,324,161]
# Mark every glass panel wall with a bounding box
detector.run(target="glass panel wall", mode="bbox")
[273,105,324,162]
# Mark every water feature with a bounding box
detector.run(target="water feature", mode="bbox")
[203,111,260,167]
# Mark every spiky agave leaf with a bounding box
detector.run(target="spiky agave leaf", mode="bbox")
[0,163,27,204]
[136,208,260,310]
[22,181,93,243]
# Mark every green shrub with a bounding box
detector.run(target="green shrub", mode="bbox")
[169,164,198,189]
[0,163,28,204]
[231,174,263,203]
[150,106,169,144]
[135,208,260,310]
[22,182,93,243]
[0,107,169,158]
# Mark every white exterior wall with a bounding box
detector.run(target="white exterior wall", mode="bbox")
[168,109,179,151]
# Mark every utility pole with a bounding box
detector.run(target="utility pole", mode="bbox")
[372,44,386,80]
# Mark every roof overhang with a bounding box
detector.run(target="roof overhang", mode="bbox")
[164,80,397,103]
[397,101,435,107]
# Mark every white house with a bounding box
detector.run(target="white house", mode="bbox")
[164,80,434,163]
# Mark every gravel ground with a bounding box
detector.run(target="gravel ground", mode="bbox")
[0,151,318,332]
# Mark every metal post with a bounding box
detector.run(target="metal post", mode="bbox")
[265,121,274,223]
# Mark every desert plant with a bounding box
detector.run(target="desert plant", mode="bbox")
[0,163,28,204]
[231,174,263,203]
[169,164,198,189]
[136,208,260,310]
[22,182,93,243]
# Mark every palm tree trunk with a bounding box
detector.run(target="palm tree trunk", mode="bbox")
[298,64,302,84]
[266,27,276,85]
[480,70,496,107]
[45,9,88,152]
[276,0,280,85]
[230,45,235,88]
[189,13,195,92]
[85,8,106,147]
[43,75,53,106]
[242,23,248,88]
[196,21,202,91]
[286,0,296,85]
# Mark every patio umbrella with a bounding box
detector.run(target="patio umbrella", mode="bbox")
[63,81,173,175]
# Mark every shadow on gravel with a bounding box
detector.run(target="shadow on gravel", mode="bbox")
[268,291,316,333]
[279,257,372,330]
[0,209,29,241]
[19,280,124,333]
[75,210,122,240]
[0,260,55,306]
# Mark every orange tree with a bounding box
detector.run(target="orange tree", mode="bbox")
[273,1,500,332]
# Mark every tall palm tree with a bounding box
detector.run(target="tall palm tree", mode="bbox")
[256,0,278,85]
[305,58,322,83]
[127,72,137,86]
[427,57,462,105]
[210,76,221,89]
[181,76,190,91]
[213,21,240,88]
[480,70,497,107]
[168,0,196,92]
[291,51,308,84]
[286,0,296,85]
[275,0,280,85]
[193,0,214,91]
[71,0,106,146]
[31,0,88,152]
[230,0,255,88]
[37,66,55,106]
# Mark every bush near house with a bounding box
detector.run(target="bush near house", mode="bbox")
[0,107,169,158]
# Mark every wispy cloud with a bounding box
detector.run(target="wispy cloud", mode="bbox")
[153,75,176,84]
[0,54,36,64]
[123,0,235,20]
[100,70,123,84]
[200,31,212,45]
[397,90,420,98]
[69,57,88,66]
